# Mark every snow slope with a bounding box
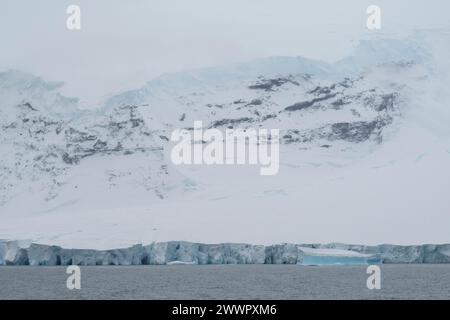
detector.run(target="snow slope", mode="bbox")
[1,32,450,248]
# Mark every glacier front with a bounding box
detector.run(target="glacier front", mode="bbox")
[1,241,450,266]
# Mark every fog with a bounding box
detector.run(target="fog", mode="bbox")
[1,0,449,106]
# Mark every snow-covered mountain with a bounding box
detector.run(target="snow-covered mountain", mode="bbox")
[1,33,450,248]
[0,72,190,209]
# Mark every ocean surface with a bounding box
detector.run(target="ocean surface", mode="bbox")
[0,265,449,299]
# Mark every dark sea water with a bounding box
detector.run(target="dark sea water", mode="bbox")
[0,265,449,300]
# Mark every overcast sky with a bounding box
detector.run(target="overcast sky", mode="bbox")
[1,0,450,107]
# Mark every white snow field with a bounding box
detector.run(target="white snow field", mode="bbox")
[1,32,450,251]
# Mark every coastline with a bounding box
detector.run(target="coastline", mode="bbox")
[1,240,449,266]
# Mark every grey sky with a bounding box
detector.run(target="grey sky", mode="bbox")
[1,0,450,107]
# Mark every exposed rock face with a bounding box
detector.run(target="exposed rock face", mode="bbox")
[248,76,301,91]
[209,117,254,129]
[2,241,450,266]
[328,121,382,143]
[284,93,337,111]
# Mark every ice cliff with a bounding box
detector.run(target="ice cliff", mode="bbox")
[1,240,449,266]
